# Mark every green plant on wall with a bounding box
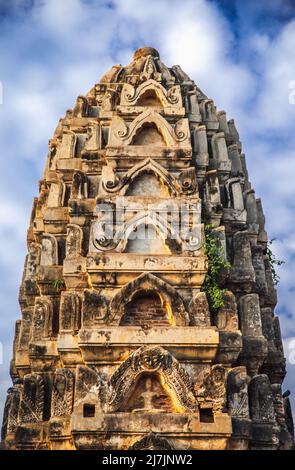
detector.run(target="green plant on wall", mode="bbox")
[266,239,285,286]
[52,278,65,291]
[201,225,230,311]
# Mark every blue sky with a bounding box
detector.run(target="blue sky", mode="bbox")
[0,0,295,423]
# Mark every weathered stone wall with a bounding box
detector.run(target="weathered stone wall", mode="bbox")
[1,46,293,450]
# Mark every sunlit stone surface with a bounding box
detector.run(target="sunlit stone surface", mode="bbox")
[1,47,293,450]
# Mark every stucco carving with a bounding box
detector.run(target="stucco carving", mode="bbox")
[108,109,190,147]
[108,346,198,413]
[4,46,291,451]
[108,273,189,326]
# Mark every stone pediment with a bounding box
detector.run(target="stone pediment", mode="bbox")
[118,79,185,117]
[107,346,198,413]
[108,272,189,326]
[107,109,190,149]
[98,158,199,199]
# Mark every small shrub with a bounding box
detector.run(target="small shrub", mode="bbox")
[52,279,65,291]
[201,225,230,311]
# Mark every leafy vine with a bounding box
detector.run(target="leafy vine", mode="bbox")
[201,225,230,311]
[266,239,285,286]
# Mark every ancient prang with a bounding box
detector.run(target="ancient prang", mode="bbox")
[1,47,294,450]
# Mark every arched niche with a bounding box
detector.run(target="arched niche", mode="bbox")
[107,345,198,413]
[116,212,182,255]
[136,89,163,108]
[108,273,189,326]
[120,289,172,327]
[40,234,58,266]
[108,110,189,148]
[126,110,174,146]
[126,171,170,197]
[122,158,177,197]
[124,224,171,255]
[131,122,165,146]
[32,297,58,340]
[99,158,179,197]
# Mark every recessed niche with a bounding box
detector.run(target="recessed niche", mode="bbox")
[200,407,214,423]
[120,374,174,413]
[126,172,169,196]
[132,123,165,146]
[120,290,170,327]
[83,404,95,418]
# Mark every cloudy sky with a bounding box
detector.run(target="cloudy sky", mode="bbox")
[0,0,295,423]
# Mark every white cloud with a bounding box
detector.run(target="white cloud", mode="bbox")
[248,20,295,131]
[36,0,88,28]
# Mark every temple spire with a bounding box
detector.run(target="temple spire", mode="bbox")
[1,47,293,451]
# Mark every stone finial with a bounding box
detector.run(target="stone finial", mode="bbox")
[238,293,263,337]
[230,231,255,283]
[214,291,239,331]
[133,47,160,60]
[227,366,250,418]
[249,374,276,423]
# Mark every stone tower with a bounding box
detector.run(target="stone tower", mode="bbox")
[1,47,294,450]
